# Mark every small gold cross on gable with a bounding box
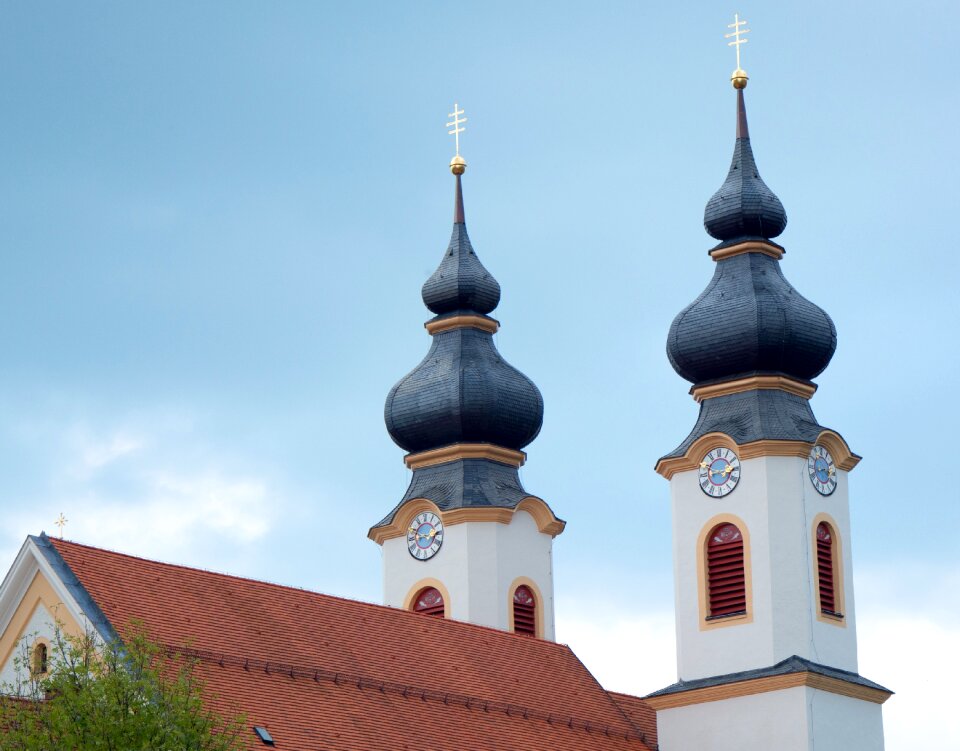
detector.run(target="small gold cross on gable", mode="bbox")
[54,513,68,539]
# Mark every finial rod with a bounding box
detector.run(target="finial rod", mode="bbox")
[447,102,467,175]
[54,513,68,539]
[725,13,751,89]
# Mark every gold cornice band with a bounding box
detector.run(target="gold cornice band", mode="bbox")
[691,375,817,403]
[644,670,891,710]
[654,430,861,480]
[404,443,526,470]
[709,240,785,261]
[367,496,565,544]
[424,315,500,335]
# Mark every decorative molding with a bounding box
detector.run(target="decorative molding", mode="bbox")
[402,578,452,619]
[404,443,526,470]
[645,671,892,710]
[690,375,816,403]
[815,430,862,471]
[424,315,500,335]
[655,431,860,479]
[709,240,784,262]
[0,570,83,675]
[506,576,545,639]
[696,513,753,631]
[812,512,847,628]
[368,496,564,545]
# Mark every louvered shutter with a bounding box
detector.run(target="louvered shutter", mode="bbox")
[412,587,445,617]
[513,585,537,636]
[707,523,746,617]
[816,523,839,615]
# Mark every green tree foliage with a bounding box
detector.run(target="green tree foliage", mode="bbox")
[0,623,246,751]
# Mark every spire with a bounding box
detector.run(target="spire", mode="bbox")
[704,19,787,243]
[421,108,500,316]
[384,105,542,456]
[661,20,837,460]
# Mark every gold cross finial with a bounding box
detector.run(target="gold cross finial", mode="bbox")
[725,13,750,88]
[447,102,467,174]
[54,513,68,539]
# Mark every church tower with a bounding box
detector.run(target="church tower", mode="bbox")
[368,108,564,639]
[645,23,891,751]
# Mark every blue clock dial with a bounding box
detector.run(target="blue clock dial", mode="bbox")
[808,446,837,496]
[698,447,741,497]
[406,512,444,560]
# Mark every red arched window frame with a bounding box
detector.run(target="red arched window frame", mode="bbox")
[816,522,841,617]
[512,585,537,636]
[412,587,445,617]
[706,523,746,618]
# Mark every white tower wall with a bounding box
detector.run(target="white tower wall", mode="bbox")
[656,686,885,751]
[671,454,858,681]
[381,509,556,639]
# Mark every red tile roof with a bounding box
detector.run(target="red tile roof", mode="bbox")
[49,539,655,750]
[608,691,658,748]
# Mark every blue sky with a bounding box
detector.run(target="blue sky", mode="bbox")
[0,2,957,747]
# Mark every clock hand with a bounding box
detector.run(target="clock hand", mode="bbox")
[699,461,711,471]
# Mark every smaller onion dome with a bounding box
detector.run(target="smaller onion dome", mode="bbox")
[421,174,501,315]
[704,89,787,242]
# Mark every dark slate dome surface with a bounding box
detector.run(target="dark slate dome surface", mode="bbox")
[667,252,837,384]
[421,222,501,315]
[385,174,543,455]
[704,89,787,242]
[385,327,544,453]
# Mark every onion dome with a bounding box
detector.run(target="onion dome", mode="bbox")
[384,168,544,455]
[667,86,836,386]
[421,176,501,315]
[704,89,787,242]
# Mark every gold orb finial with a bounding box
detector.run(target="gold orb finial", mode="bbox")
[731,68,749,89]
[450,154,467,175]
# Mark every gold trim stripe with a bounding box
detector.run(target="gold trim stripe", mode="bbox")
[644,670,891,710]
[709,240,785,261]
[405,443,526,470]
[655,430,861,480]
[368,496,565,545]
[424,315,500,335]
[691,375,816,403]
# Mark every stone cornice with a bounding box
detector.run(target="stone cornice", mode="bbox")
[690,375,817,403]
[644,670,892,710]
[424,315,500,335]
[367,496,565,545]
[654,430,861,480]
[404,443,526,470]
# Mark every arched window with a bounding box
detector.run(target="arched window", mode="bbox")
[512,585,537,637]
[816,522,841,617]
[31,642,48,676]
[412,587,445,617]
[706,523,746,618]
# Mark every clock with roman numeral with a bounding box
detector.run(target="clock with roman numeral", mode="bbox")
[808,445,837,496]
[406,511,444,561]
[698,447,741,497]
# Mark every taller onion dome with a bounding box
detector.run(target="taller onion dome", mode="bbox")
[661,78,841,460]
[374,158,550,530]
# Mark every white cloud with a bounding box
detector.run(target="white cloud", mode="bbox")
[0,416,280,568]
[555,600,676,697]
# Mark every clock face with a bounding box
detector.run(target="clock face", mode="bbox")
[698,447,741,497]
[407,512,444,561]
[808,445,837,496]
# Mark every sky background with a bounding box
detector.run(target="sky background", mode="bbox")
[0,1,957,747]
